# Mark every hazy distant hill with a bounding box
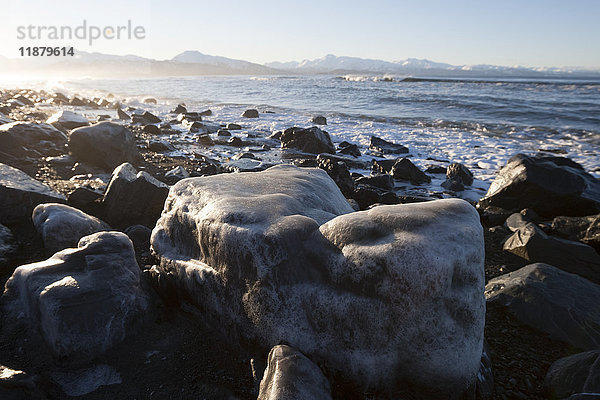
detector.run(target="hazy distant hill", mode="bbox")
[0,50,598,78]
[266,54,600,78]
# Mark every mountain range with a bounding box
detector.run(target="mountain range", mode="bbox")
[0,50,598,78]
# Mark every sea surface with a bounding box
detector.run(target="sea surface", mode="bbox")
[3,74,599,198]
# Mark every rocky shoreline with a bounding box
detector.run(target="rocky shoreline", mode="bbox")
[1,88,599,400]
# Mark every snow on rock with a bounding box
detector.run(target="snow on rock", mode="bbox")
[2,231,148,360]
[150,165,484,396]
[258,345,332,400]
[32,203,111,253]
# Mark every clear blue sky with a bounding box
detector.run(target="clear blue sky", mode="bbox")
[1,0,599,68]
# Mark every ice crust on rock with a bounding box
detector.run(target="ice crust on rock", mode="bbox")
[2,231,148,360]
[150,165,485,396]
[32,203,111,253]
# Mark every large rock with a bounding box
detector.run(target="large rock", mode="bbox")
[477,154,600,218]
[258,345,332,400]
[0,121,67,156]
[544,350,600,400]
[280,127,335,154]
[2,231,148,359]
[32,203,111,253]
[0,163,66,224]
[47,110,89,130]
[150,165,484,397]
[503,222,600,283]
[486,263,600,350]
[69,122,139,170]
[103,163,169,228]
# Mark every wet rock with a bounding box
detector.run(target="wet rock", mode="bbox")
[170,104,187,114]
[311,115,327,125]
[147,139,175,152]
[258,345,332,400]
[316,153,368,169]
[338,142,361,157]
[351,184,398,210]
[486,263,600,350]
[116,108,130,120]
[241,109,259,118]
[371,158,397,174]
[226,123,242,130]
[199,109,212,116]
[544,350,600,400]
[176,112,202,123]
[551,214,600,251]
[503,222,600,283]
[143,124,161,135]
[441,178,465,192]
[141,111,161,123]
[143,97,157,104]
[0,163,66,224]
[369,136,409,154]
[0,122,67,156]
[164,166,189,184]
[2,231,148,360]
[391,158,431,184]
[228,136,243,147]
[316,155,354,197]
[216,129,231,137]
[32,203,111,253]
[477,154,600,218]
[69,122,139,170]
[478,206,513,228]
[425,165,447,174]
[150,165,484,397]
[223,159,273,173]
[447,163,474,186]
[281,127,335,154]
[355,174,395,191]
[103,163,169,228]
[504,212,533,232]
[47,110,89,130]
[196,134,214,147]
[14,94,35,107]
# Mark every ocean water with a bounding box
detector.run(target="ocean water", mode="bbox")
[3,74,599,198]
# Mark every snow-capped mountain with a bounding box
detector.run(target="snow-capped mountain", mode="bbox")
[266,54,600,77]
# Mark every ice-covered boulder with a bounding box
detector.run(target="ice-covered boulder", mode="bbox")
[2,231,148,360]
[150,165,484,396]
[0,163,66,225]
[102,163,169,228]
[0,224,16,268]
[258,345,332,400]
[32,203,111,253]
[478,154,600,218]
[68,122,139,170]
